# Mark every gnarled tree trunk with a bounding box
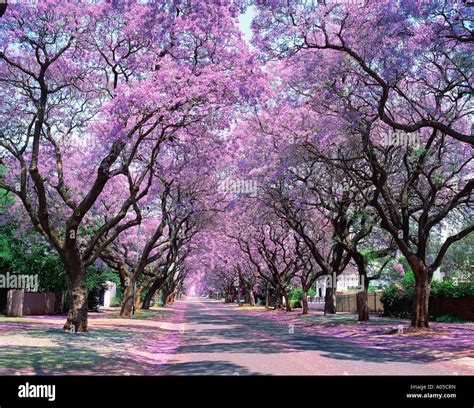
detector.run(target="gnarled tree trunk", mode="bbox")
[356,290,369,322]
[301,290,309,315]
[134,283,147,312]
[224,291,234,303]
[63,261,88,332]
[356,276,369,322]
[412,277,431,328]
[324,287,336,315]
[247,289,256,306]
[120,282,134,317]
[166,291,175,304]
[142,277,165,309]
[274,286,283,310]
[282,289,292,312]
[161,290,169,306]
[408,256,432,329]
[265,283,270,309]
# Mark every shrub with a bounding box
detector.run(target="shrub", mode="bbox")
[110,296,122,307]
[381,274,474,319]
[289,287,302,309]
[434,315,470,324]
[431,279,474,298]
[290,299,301,309]
[86,266,109,312]
[380,285,412,318]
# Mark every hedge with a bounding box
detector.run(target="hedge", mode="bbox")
[381,273,474,320]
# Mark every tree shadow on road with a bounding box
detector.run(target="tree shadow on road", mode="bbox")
[160,360,257,375]
[174,303,466,368]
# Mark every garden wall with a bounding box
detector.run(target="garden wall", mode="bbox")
[3,291,63,316]
[429,296,474,321]
[23,292,63,315]
[336,291,384,313]
[382,296,474,321]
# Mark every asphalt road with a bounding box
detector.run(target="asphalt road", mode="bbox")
[161,299,463,375]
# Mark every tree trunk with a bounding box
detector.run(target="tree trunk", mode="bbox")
[248,289,256,307]
[6,290,24,317]
[63,262,89,332]
[356,290,369,322]
[265,284,269,309]
[134,283,145,312]
[412,277,431,328]
[301,290,309,315]
[356,276,369,321]
[409,256,432,329]
[120,283,134,317]
[225,291,235,303]
[117,263,130,295]
[142,277,166,309]
[274,286,282,310]
[161,290,168,306]
[282,289,292,312]
[324,286,336,315]
[141,288,154,310]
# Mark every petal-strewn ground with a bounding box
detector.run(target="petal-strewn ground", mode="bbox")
[0,299,472,375]
[0,306,185,375]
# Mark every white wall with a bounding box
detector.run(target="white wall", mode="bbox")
[103,281,116,308]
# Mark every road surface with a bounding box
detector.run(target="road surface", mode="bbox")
[161,299,464,375]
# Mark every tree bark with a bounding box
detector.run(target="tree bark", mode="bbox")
[141,288,154,310]
[63,261,89,332]
[6,290,24,317]
[324,287,337,315]
[161,290,168,306]
[225,291,235,303]
[408,256,432,329]
[117,263,130,295]
[134,283,146,312]
[282,289,292,312]
[166,291,175,304]
[248,289,256,306]
[301,290,309,315]
[356,290,369,322]
[141,277,165,310]
[120,283,134,317]
[274,286,283,310]
[265,283,269,309]
[412,277,431,328]
[356,274,370,321]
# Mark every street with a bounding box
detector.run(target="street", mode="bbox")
[161,299,466,375]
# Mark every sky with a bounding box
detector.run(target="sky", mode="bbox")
[238,6,255,44]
